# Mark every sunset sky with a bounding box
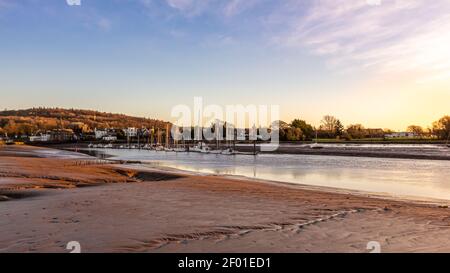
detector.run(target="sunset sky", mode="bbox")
[1,0,449,130]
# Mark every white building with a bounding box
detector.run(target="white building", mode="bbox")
[123,127,138,137]
[29,134,51,142]
[385,132,418,138]
[103,135,117,141]
[94,128,109,139]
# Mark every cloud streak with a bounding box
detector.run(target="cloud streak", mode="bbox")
[165,0,211,16]
[140,0,262,18]
[271,0,450,82]
[223,0,260,17]
[136,0,450,83]
[0,0,16,9]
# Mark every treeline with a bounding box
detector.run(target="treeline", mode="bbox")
[407,116,450,139]
[0,107,170,136]
[279,115,450,141]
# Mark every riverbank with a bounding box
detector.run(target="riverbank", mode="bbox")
[238,143,450,161]
[1,145,450,252]
[35,142,450,161]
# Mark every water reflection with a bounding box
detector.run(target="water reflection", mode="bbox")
[87,149,450,201]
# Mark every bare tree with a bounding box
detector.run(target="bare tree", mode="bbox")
[320,115,339,136]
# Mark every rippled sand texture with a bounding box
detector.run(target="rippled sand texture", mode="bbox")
[1,145,450,253]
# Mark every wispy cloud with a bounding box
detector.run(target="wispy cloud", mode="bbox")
[0,0,16,9]
[223,0,260,17]
[163,0,214,17]
[271,0,450,82]
[97,17,112,31]
[166,0,194,10]
[135,0,450,83]
[201,34,237,48]
[140,0,262,18]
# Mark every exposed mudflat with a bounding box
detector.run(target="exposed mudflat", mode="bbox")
[1,145,450,253]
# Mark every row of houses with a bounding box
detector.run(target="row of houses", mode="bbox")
[28,129,77,142]
[27,127,146,142]
[94,127,142,141]
[385,132,420,138]
[348,129,420,139]
[5,127,424,143]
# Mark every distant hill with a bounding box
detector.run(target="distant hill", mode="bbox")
[0,108,170,135]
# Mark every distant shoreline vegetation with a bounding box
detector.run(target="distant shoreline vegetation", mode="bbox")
[276,115,450,142]
[0,107,169,138]
[0,108,449,143]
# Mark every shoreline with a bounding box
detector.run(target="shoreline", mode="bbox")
[123,162,450,207]
[68,146,450,203]
[1,145,450,252]
[237,144,450,161]
[36,142,450,161]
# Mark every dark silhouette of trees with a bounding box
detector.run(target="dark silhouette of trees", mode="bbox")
[347,124,366,139]
[291,119,314,140]
[432,116,450,140]
[407,125,424,138]
[320,115,342,138]
[334,120,344,137]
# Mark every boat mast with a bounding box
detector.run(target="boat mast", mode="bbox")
[315,128,318,144]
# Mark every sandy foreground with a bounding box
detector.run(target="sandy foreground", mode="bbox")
[1,145,450,253]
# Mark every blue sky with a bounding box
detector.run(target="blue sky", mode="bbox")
[1,0,449,130]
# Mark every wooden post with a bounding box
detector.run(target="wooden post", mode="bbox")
[165,124,170,148]
[151,128,154,147]
[137,129,140,149]
[127,129,130,149]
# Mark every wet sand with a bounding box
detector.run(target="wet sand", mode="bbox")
[1,145,450,253]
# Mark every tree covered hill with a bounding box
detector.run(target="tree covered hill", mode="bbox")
[0,107,170,135]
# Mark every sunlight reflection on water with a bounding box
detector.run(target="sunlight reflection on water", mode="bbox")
[91,149,450,201]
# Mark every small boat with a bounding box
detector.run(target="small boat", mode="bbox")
[221,148,236,155]
[5,139,14,145]
[309,129,324,149]
[190,146,202,152]
[309,143,324,149]
[191,142,211,153]
[190,142,202,152]
[154,145,164,151]
[143,144,151,149]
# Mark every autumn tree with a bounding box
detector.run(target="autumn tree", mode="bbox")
[407,125,424,138]
[347,124,366,139]
[432,116,450,140]
[291,119,314,140]
[284,127,303,141]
